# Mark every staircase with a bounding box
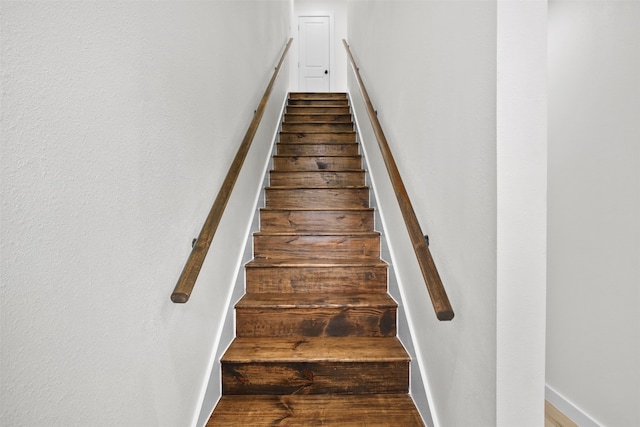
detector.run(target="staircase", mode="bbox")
[207,93,424,426]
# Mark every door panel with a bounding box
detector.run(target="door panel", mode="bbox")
[299,16,330,92]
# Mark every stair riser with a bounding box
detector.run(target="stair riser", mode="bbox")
[286,106,351,115]
[222,361,409,395]
[289,93,347,100]
[284,114,352,123]
[270,171,365,187]
[245,266,388,294]
[282,123,354,133]
[273,156,361,171]
[253,234,380,260]
[236,307,396,338]
[279,132,356,143]
[260,210,373,233]
[265,188,369,209]
[276,143,359,156]
[288,99,349,106]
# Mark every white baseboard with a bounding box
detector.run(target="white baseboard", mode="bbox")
[545,385,601,427]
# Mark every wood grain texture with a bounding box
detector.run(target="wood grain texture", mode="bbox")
[344,40,454,321]
[289,92,348,99]
[273,155,362,171]
[235,293,397,337]
[276,142,359,156]
[245,259,388,294]
[209,92,423,424]
[222,337,410,363]
[284,113,353,123]
[545,401,578,427]
[286,105,351,115]
[259,208,374,233]
[288,99,349,106]
[281,122,354,133]
[265,187,369,209]
[223,361,409,395]
[253,232,381,260]
[269,171,365,187]
[279,132,356,143]
[209,394,424,426]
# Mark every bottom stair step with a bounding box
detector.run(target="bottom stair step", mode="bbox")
[208,394,425,426]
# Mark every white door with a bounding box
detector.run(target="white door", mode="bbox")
[298,16,330,92]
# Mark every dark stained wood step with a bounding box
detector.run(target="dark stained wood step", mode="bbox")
[259,208,374,233]
[284,113,352,123]
[270,170,365,187]
[245,258,388,294]
[288,99,349,106]
[221,337,409,395]
[208,394,424,426]
[279,131,356,143]
[235,293,397,338]
[273,155,361,171]
[222,337,409,365]
[276,142,359,156]
[289,92,348,100]
[286,105,351,115]
[281,122,354,133]
[265,187,369,209]
[210,93,423,423]
[253,232,380,260]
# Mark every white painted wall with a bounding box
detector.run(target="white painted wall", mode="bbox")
[347,2,498,425]
[547,1,640,426]
[292,0,348,91]
[496,2,547,425]
[0,2,291,426]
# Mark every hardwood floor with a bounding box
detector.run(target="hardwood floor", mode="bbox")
[545,400,578,427]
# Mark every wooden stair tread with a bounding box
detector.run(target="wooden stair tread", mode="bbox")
[288,100,350,106]
[266,185,368,190]
[289,92,347,98]
[278,136,357,144]
[222,337,410,363]
[284,119,352,123]
[208,394,424,426]
[279,131,356,135]
[273,153,359,156]
[260,207,374,212]
[272,156,361,160]
[284,113,352,120]
[254,231,379,237]
[246,258,387,267]
[258,208,374,233]
[270,169,364,172]
[279,132,357,143]
[236,293,396,309]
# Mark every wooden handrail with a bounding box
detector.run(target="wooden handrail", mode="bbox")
[171,38,293,303]
[343,40,454,321]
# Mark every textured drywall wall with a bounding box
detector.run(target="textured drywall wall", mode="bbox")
[547,1,640,426]
[347,2,498,425]
[292,0,348,91]
[193,68,290,427]
[0,2,290,426]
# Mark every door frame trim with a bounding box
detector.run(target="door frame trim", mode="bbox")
[295,11,335,92]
